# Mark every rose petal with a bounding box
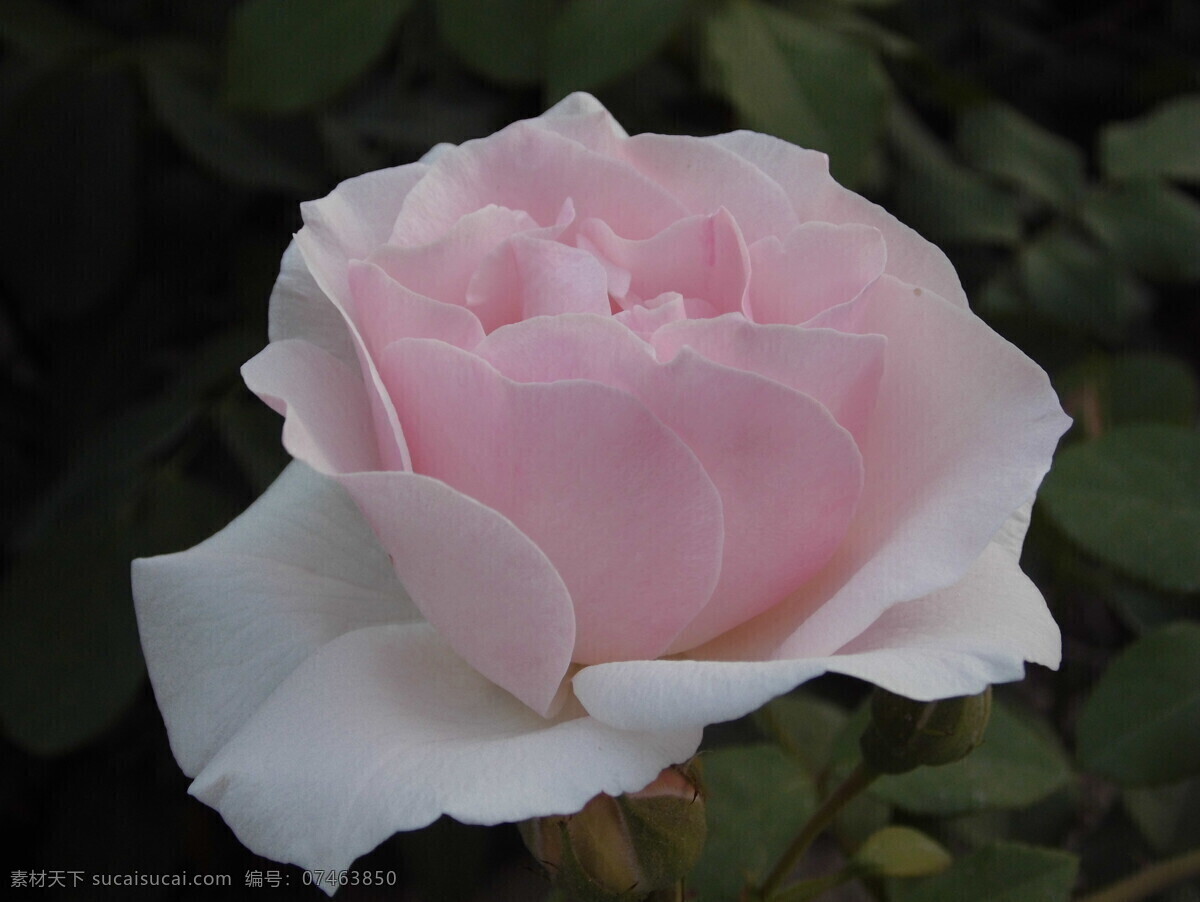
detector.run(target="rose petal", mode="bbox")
[652,316,885,445]
[378,338,724,665]
[268,241,356,368]
[618,133,798,242]
[190,623,702,884]
[574,506,1059,731]
[717,276,1071,660]
[132,463,414,776]
[336,471,575,716]
[467,235,612,331]
[706,131,969,308]
[347,261,486,352]
[296,167,430,471]
[476,314,864,652]
[241,339,381,474]
[533,91,629,157]
[580,209,751,316]
[390,122,687,247]
[746,223,887,324]
[613,294,687,336]
[367,204,537,306]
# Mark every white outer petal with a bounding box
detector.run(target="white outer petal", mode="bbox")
[189,623,702,886]
[268,240,357,369]
[132,463,416,776]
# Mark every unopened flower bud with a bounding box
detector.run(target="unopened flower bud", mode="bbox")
[519,760,706,901]
[859,686,993,775]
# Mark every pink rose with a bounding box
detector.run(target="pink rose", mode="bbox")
[132,94,1069,876]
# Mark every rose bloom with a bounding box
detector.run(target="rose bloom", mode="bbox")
[133,94,1069,876]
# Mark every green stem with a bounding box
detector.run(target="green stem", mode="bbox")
[757,762,879,899]
[1076,847,1200,902]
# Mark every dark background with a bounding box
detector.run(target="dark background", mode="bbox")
[2,1,1198,899]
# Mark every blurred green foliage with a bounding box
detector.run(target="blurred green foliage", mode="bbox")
[0,0,1197,899]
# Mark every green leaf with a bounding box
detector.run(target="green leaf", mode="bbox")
[957,103,1086,211]
[753,690,849,774]
[435,0,552,86]
[1102,579,1198,634]
[1040,425,1200,593]
[546,0,689,100]
[852,826,952,878]
[225,0,413,113]
[1126,779,1200,854]
[0,513,145,755]
[828,700,1071,816]
[0,471,240,755]
[871,702,1071,816]
[1101,94,1200,183]
[212,391,290,492]
[1017,227,1147,342]
[689,745,816,901]
[140,41,322,195]
[889,106,1023,247]
[1081,181,1200,282]
[1076,623,1200,786]
[890,843,1077,902]
[1058,353,1198,437]
[703,0,889,187]
[0,0,112,62]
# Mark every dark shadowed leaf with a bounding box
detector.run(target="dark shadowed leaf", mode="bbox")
[0,0,112,62]
[226,0,414,112]
[435,0,551,86]
[0,68,137,322]
[1058,353,1198,437]
[1016,227,1147,342]
[140,41,322,195]
[0,471,240,754]
[689,744,817,901]
[890,843,1077,902]
[754,690,849,775]
[1077,623,1200,786]
[546,0,690,100]
[957,102,1085,211]
[703,0,889,187]
[1081,181,1200,282]
[1124,778,1200,854]
[1101,94,1200,183]
[1040,425,1200,593]
[890,106,1022,246]
[212,390,289,492]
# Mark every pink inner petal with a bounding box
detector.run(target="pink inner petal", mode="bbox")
[478,315,865,651]
[347,261,486,354]
[709,277,1072,662]
[390,122,687,248]
[747,223,887,325]
[705,131,969,308]
[653,316,885,445]
[613,294,687,336]
[580,209,751,318]
[367,205,538,307]
[295,166,431,472]
[335,472,576,716]
[618,133,798,242]
[378,338,725,665]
